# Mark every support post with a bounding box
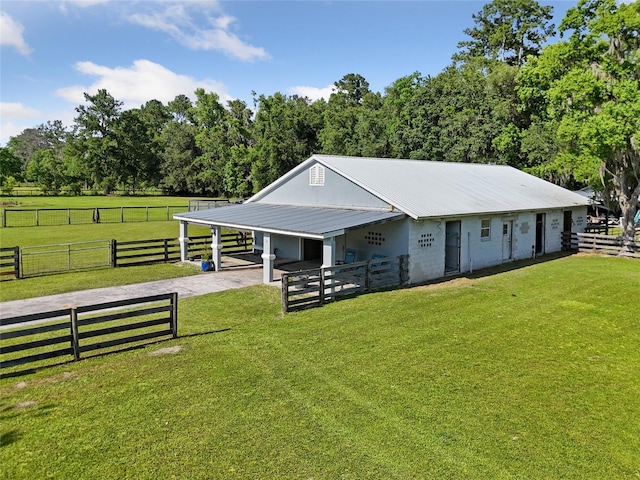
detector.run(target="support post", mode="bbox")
[262,232,275,284]
[179,220,189,261]
[70,308,80,361]
[322,237,336,294]
[210,225,223,271]
[170,292,178,338]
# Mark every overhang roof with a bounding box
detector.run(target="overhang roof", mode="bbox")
[249,155,592,219]
[174,203,405,239]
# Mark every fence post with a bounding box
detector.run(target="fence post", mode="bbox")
[166,206,170,221]
[281,274,289,312]
[365,260,372,291]
[146,206,149,222]
[14,246,20,279]
[399,255,405,286]
[111,239,117,268]
[121,207,124,223]
[36,209,39,227]
[164,239,169,262]
[170,292,178,338]
[2,209,6,228]
[319,268,325,305]
[68,208,71,225]
[70,307,80,361]
[68,243,72,271]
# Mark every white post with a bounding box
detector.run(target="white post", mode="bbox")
[211,225,223,271]
[322,237,336,268]
[322,237,336,294]
[261,232,275,284]
[179,221,189,261]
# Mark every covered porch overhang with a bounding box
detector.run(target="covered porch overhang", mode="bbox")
[173,203,405,284]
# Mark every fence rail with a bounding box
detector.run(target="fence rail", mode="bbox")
[21,240,112,277]
[7,230,254,278]
[0,293,178,370]
[562,231,640,258]
[282,255,408,312]
[1,206,188,228]
[0,246,20,279]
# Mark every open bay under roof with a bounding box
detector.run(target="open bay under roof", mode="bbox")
[173,203,405,239]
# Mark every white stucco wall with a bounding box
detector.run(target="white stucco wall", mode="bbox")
[406,206,589,285]
[342,219,409,263]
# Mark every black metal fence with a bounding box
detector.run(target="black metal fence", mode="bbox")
[1,206,188,228]
[281,255,409,312]
[0,292,178,370]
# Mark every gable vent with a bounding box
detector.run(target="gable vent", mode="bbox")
[309,164,325,186]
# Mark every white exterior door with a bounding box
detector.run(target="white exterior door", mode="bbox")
[502,221,513,260]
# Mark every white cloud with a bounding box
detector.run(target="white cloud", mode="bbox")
[288,84,335,102]
[0,12,32,56]
[0,102,41,119]
[0,103,42,145]
[128,4,269,62]
[55,59,232,108]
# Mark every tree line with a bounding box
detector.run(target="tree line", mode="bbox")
[1,0,638,243]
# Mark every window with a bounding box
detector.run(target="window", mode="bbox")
[309,164,325,186]
[481,219,491,240]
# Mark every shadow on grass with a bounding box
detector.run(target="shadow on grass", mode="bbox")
[0,429,21,447]
[1,329,232,379]
[418,251,576,287]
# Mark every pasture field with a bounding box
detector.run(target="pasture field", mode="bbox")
[1,255,638,479]
[0,195,196,209]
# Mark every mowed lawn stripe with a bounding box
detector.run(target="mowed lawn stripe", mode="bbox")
[0,255,638,479]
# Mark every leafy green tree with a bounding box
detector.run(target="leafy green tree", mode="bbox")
[455,0,555,66]
[74,89,122,193]
[519,0,640,249]
[26,149,66,194]
[252,92,324,191]
[159,121,200,195]
[0,147,23,185]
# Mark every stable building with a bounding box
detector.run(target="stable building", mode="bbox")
[174,155,590,284]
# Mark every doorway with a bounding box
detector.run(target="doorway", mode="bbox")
[535,213,545,255]
[502,221,513,261]
[445,221,461,274]
[303,239,322,261]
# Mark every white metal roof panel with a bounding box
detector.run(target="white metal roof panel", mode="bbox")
[174,203,404,239]
[251,155,591,219]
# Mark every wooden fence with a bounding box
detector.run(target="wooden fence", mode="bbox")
[113,232,252,267]
[0,293,178,370]
[562,231,640,258]
[282,255,409,312]
[0,246,20,279]
[9,231,253,277]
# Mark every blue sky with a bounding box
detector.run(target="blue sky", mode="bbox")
[0,0,575,146]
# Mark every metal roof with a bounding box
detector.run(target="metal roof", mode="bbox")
[249,155,591,219]
[174,203,405,239]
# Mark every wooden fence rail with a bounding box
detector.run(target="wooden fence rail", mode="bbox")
[562,231,639,258]
[0,246,20,279]
[282,255,408,312]
[0,293,178,370]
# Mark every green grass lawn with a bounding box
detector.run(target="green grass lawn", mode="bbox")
[1,254,639,479]
[1,194,199,209]
[0,221,211,248]
[0,263,201,302]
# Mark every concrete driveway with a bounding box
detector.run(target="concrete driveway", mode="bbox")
[0,268,279,321]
